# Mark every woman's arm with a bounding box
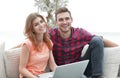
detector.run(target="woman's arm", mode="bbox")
[19,44,38,78]
[48,50,57,71]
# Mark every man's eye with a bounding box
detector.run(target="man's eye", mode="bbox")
[40,20,43,23]
[65,17,70,20]
[59,18,63,21]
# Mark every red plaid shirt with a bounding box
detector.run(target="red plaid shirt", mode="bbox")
[49,27,94,65]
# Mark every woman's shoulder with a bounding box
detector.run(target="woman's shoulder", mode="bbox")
[21,39,33,50]
[22,39,32,45]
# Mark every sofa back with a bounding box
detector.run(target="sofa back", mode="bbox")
[4,47,21,78]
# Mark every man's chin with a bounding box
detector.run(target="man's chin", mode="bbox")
[61,30,69,33]
[59,28,70,33]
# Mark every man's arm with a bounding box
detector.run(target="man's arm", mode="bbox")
[103,38,119,47]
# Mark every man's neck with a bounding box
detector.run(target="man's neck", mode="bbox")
[59,30,71,39]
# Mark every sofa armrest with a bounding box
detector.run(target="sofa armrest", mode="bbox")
[0,42,6,78]
[81,44,120,78]
[103,46,120,78]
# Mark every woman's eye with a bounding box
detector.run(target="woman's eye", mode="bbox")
[34,23,38,27]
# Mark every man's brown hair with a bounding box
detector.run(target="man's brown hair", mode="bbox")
[55,7,72,21]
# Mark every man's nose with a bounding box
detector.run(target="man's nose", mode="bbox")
[63,19,67,24]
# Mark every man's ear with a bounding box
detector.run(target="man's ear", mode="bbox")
[71,17,73,22]
[54,21,57,26]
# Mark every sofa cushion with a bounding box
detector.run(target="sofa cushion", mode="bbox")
[4,47,21,78]
[103,46,120,78]
[0,42,6,78]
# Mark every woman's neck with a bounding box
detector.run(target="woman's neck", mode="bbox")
[36,34,44,43]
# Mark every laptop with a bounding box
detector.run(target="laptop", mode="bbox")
[39,60,89,78]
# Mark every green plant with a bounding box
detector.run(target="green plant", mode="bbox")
[34,0,68,27]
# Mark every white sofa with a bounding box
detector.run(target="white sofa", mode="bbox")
[1,42,120,78]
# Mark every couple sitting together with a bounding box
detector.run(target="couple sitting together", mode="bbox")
[18,7,118,78]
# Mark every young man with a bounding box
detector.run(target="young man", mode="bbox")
[49,7,118,78]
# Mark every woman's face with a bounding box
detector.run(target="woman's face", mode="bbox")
[32,17,47,35]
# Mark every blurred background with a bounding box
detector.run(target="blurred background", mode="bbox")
[0,0,120,49]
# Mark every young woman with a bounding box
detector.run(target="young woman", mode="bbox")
[19,13,57,78]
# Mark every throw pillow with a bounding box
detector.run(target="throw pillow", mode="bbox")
[0,42,6,78]
[103,46,120,78]
[4,47,21,78]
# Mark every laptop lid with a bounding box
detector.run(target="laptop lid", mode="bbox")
[39,60,89,78]
[53,60,89,78]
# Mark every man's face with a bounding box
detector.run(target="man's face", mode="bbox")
[56,12,73,33]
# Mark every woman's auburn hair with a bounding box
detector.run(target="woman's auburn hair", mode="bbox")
[24,13,52,51]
